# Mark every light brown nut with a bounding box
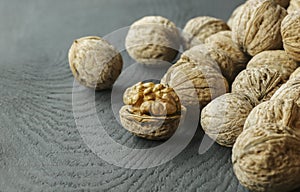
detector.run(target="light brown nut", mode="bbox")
[161,58,229,108]
[232,122,300,192]
[287,0,300,13]
[125,16,181,65]
[180,44,240,83]
[68,36,123,90]
[244,99,300,130]
[201,93,254,147]
[120,82,184,140]
[182,16,230,50]
[232,68,283,104]
[271,78,300,106]
[281,11,300,62]
[227,4,245,30]
[205,31,249,75]
[289,67,300,80]
[247,50,299,81]
[231,0,287,56]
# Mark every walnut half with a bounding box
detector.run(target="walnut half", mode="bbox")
[119,82,185,140]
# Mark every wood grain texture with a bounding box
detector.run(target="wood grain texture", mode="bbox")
[0,0,259,191]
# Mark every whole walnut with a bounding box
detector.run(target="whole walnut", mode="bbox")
[271,78,300,106]
[281,11,300,62]
[161,57,229,108]
[181,44,238,83]
[231,0,287,56]
[232,68,283,104]
[233,123,300,192]
[68,36,123,90]
[125,16,181,65]
[244,99,300,130]
[247,50,299,81]
[205,31,249,78]
[201,93,255,147]
[182,16,230,50]
[119,82,185,140]
[287,0,300,13]
[289,67,300,80]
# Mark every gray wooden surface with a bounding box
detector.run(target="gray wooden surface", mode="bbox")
[0,0,255,191]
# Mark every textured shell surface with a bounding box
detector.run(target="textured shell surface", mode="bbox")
[161,58,229,108]
[247,50,299,81]
[68,36,123,90]
[287,0,300,13]
[281,11,300,62]
[289,67,300,80]
[201,93,254,147]
[233,122,300,192]
[125,16,181,65]
[244,99,300,130]
[182,16,230,49]
[232,0,287,56]
[271,78,300,106]
[232,67,283,104]
[227,3,245,30]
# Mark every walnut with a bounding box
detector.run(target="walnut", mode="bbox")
[271,78,300,106]
[182,16,230,50]
[68,36,123,90]
[289,67,300,80]
[281,11,300,62]
[287,0,300,13]
[119,82,185,140]
[247,50,299,81]
[233,123,300,192]
[180,44,238,83]
[232,68,283,104]
[205,31,249,79]
[161,55,229,108]
[201,93,255,147]
[244,99,300,130]
[231,0,287,56]
[125,16,181,65]
[227,4,244,30]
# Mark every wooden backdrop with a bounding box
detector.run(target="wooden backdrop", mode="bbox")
[0,0,270,191]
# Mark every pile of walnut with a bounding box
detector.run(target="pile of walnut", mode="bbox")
[68,0,300,191]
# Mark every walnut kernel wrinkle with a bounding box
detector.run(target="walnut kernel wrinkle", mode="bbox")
[125,16,181,65]
[68,36,123,90]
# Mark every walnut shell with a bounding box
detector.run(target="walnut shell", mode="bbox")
[68,36,123,90]
[181,44,238,83]
[182,16,230,49]
[227,4,244,30]
[205,31,249,78]
[281,11,300,62]
[271,78,300,106]
[287,0,300,14]
[119,82,185,140]
[289,67,300,80]
[232,68,283,104]
[125,16,181,65]
[231,0,287,56]
[247,50,299,81]
[232,122,300,192]
[244,99,300,130]
[201,93,255,147]
[161,58,229,108]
